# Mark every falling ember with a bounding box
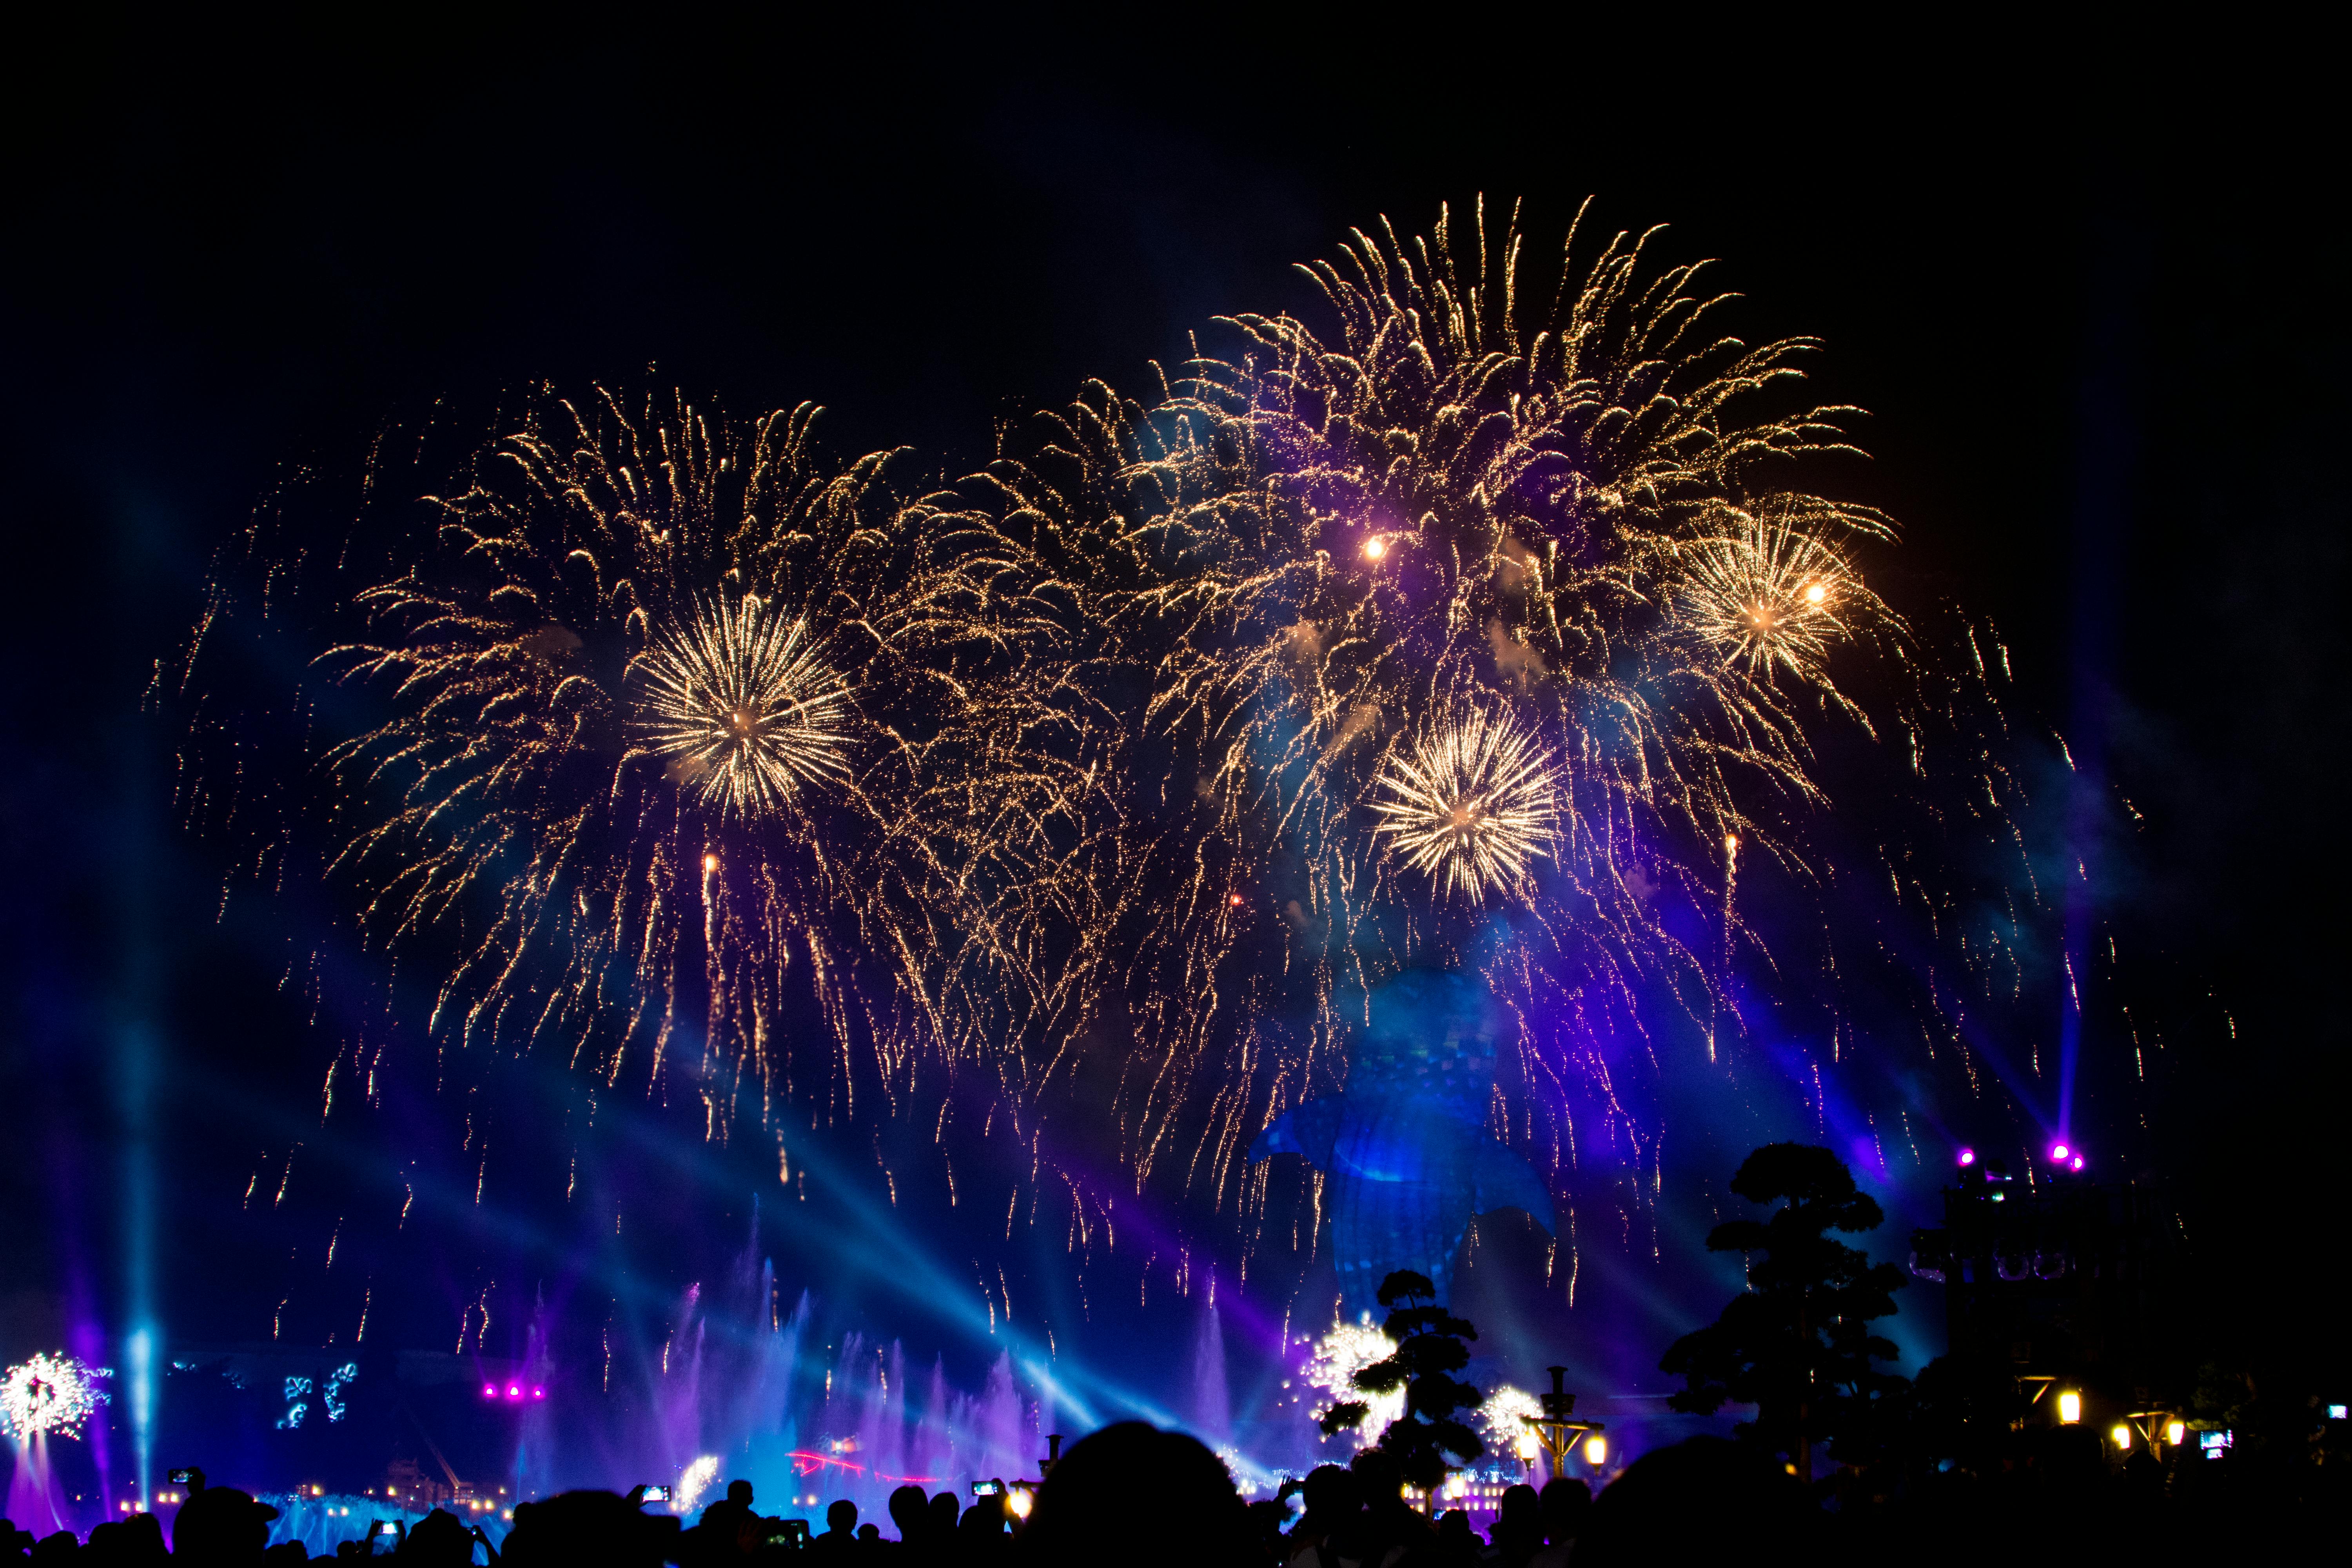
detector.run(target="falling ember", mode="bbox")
[638,595,852,817]
[1370,704,1560,902]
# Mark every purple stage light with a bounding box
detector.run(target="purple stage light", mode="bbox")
[2071,1156,2084,1171]
[1957,1149,1976,1166]
[507,1385,521,1399]
[2049,1143,2070,1163]
[482,1384,495,1399]
[532,1387,545,1399]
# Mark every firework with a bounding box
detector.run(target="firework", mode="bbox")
[1,1354,111,1443]
[173,390,1071,1132]
[171,199,2047,1319]
[949,194,1927,1229]
[637,595,852,817]
[675,1455,721,1513]
[1303,1316,1404,1447]
[1473,1385,1543,1459]
[1673,506,1873,685]
[1368,704,1559,902]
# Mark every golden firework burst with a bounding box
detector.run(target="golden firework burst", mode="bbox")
[1676,512,1858,683]
[637,595,851,816]
[1369,705,1560,902]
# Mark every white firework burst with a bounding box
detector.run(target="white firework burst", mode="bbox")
[1369,704,1561,902]
[1676,514,1856,683]
[1305,1314,1404,1447]
[637,594,852,816]
[1,1353,111,1442]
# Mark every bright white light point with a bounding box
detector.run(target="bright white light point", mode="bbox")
[1805,582,1828,605]
[1583,1435,1607,1466]
[1363,537,1387,560]
[702,854,719,873]
[1229,894,1245,906]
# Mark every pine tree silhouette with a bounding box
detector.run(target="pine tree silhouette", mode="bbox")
[1318,1269,1485,1491]
[1661,1143,1907,1481]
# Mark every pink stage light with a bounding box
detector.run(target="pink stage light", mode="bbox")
[2049,1143,2070,1163]
[1957,1149,1976,1166]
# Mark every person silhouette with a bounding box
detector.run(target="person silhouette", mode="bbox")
[172,1488,280,1566]
[809,1501,858,1561]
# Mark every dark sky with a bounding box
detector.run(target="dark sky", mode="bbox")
[4,16,2344,1385]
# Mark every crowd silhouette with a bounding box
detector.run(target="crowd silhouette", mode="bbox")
[4,1410,2338,1568]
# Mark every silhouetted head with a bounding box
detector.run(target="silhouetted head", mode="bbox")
[91,1515,178,1567]
[1298,1461,1361,1531]
[89,1517,175,1566]
[396,1509,469,1567]
[930,1492,962,1536]
[1573,1439,1809,1565]
[500,1491,681,1568]
[172,1486,279,1564]
[725,1481,753,1507]
[260,1543,309,1568]
[1537,1476,1589,1542]
[1014,1423,1249,1564]
[1492,1481,1541,1549]
[1348,1447,1405,1510]
[825,1500,856,1535]
[887,1485,929,1540]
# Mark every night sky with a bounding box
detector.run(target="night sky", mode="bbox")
[4,13,2345,1448]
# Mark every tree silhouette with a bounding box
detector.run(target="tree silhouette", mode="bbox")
[1660,1143,1907,1481]
[1318,1270,1485,1490]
